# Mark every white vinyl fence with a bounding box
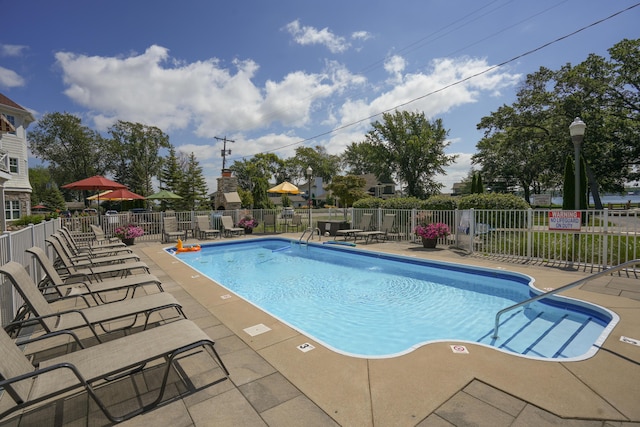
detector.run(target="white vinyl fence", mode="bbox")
[2,207,638,325]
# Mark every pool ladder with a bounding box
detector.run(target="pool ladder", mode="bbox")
[492,258,640,339]
[299,227,321,244]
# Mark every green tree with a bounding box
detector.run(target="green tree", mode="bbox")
[476,173,484,194]
[29,166,67,211]
[562,155,575,210]
[176,153,209,210]
[291,146,341,185]
[474,38,640,203]
[251,177,274,209]
[325,175,367,209]
[230,153,284,191]
[28,112,111,198]
[158,146,183,210]
[358,110,456,198]
[107,121,171,196]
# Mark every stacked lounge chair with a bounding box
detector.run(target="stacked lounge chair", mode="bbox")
[0,239,230,423]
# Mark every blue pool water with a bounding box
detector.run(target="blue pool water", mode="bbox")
[168,238,617,360]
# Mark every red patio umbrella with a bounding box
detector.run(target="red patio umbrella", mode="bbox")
[62,175,128,212]
[61,175,127,192]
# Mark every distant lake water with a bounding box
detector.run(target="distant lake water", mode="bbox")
[551,194,640,206]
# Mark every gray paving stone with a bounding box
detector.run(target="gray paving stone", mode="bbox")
[260,395,340,427]
[188,388,267,427]
[463,380,526,417]
[238,372,302,413]
[435,391,516,427]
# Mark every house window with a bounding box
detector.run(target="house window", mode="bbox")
[4,114,16,135]
[9,157,18,173]
[5,200,20,220]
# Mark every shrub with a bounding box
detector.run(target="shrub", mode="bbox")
[423,195,458,210]
[13,215,45,226]
[458,193,530,210]
[353,197,383,209]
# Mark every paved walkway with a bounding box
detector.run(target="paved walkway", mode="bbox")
[2,235,640,426]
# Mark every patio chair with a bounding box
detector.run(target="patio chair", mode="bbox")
[0,262,184,342]
[58,227,133,257]
[382,213,405,241]
[220,215,244,237]
[263,214,277,233]
[48,234,140,265]
[355,214,397,244]
[45,238,149,279]
[336,213,373,241]
[195,215,220,240]
[0,319,229,423]
[162,216,187,243]
[26,246,163,305]
[89,224,125,245]
[289,214,303,232]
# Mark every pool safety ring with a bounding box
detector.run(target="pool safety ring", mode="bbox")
[175,238,201,252]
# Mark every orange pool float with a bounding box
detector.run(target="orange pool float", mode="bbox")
[175,238,201,252]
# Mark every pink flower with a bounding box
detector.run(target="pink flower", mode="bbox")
[114,224,144,239]
[414,222,450,239]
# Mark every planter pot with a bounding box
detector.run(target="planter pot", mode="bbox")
[122,238,135,246]
[244,228,253,234]
[422,237,437,248]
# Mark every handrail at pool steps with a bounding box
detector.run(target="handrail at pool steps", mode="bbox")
[299,227,322,244]
[492,258,640,339]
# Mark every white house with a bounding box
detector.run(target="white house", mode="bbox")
[0,93,35,231]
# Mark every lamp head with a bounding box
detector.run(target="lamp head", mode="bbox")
[306,166,313,177]
[569,117,586,137]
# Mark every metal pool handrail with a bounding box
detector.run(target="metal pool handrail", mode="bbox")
[492,259,640,339]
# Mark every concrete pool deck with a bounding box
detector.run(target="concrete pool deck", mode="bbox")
[3,234,640,426]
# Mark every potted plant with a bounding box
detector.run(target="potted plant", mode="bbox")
[114,224,144,245]
[237,215,259,234]
[414,222,450,248]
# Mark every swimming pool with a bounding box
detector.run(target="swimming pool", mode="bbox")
[168,238,618,360]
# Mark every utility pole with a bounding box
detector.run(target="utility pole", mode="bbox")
[215,136,235,170]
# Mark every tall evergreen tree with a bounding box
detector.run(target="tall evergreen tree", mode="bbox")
[476,173,484,193]
[562,155,575,210]
[158,146,183,210]
[177,153,209,211]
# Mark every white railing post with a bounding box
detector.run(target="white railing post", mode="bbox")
[527,208,533,260]
[602,208,609,268]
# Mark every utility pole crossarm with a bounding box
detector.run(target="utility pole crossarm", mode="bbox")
[215,136,235,170]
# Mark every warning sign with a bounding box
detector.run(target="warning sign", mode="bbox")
[548,211,581,231]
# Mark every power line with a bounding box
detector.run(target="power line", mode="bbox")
[253,2,640,157]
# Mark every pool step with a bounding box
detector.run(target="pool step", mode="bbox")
[482,310,599,359]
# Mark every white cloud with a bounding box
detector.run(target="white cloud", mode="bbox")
[284,20,350,54]
[0,44,28,57]
[0,66,25,88]
[384,55,406,84]
[351,31,372,41]
[52,43,518,192]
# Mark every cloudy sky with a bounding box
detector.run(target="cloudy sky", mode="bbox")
[2,0,638,192]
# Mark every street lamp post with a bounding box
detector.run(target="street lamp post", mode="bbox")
[569,117,586,211]
[306,166,313,230]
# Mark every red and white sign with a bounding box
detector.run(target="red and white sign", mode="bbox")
[548,211,581,231]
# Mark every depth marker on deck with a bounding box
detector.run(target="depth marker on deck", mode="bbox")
[220,294,232,300]
[620,336,640,346]
[244,324,271,337]
[297,343,315,352]
[450,345,469,354]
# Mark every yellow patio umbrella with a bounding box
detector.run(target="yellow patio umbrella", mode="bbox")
[87,190,115,201]
[267,181,301,194]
